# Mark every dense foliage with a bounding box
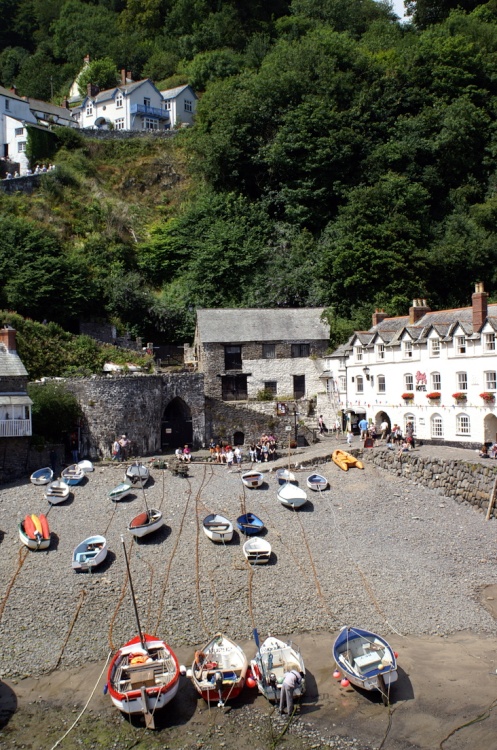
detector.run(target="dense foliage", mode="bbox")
[28,380,81,443]
[1,0,497,354]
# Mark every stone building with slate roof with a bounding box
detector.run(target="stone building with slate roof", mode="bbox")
[0,327,32,438]
[325,284,497,447]
[193,308,330,403]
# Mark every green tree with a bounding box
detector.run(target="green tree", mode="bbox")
[51,0,119,64]
[77,57,120,96]
[28,380,81,443]
[183,48,244,90]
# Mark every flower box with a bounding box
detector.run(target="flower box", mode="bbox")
[401,392,414,400]
[480,392,495,402]
[452,392,467,400]
[426,392,441,400]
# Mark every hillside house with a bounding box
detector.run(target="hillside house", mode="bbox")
[74,76,170,131]
[160,84,197,127]
[0,327,32,438]
[0,85,37,174]
[193,308,330,402]
[325,284,497,446]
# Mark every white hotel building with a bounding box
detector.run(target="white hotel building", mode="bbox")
[326,284,497,447]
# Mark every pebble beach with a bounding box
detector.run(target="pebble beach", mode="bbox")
[1,448,497,749]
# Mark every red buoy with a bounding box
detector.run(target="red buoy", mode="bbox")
[394,652,399,659]
[333,670,341,679]
[340,678,350,688]
[246,675,257,689]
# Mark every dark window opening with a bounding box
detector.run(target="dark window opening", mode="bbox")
[264,381,277,395]
[293,375,305,399]
[224,345,242,370]
[262,344,275,359]
[222,374,248,401]
[291,343,310,358]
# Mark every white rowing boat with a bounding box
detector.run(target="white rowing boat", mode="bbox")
[44,480,70,504]
[203,514,233,543]
[277,482,308,509]
[242,537,271,564]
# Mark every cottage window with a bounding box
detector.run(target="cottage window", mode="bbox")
[115,93,123,108]
[404,373,414,391]
[485,371,496,391]
[15,127,23,136]
[224,345,242,370]
[376,344,385,360]
[403,340,413,358]
[264,381,277,396]
[377,375,386,393]
[184,99,193,112]
[457,372,468,391]
[456,413,470,435]
[18,141,26,152]
[5,99,9,111]
[484,333,496,352]
[115,118,125,130]
[339,375,346,392]
[430,339,440,357]
[144,97,150,107]
[142,117,159,130]
[431,414,443,438]
[222,374,247,401]
[86,101,93,116]
[262,344,275,359]
[293,375,305,399]
[164,99,171,110]
[456,336,466,355]
[354,346,363,362]
[356,375,364,393]
[291,343,310,358]
[431,372,441,390]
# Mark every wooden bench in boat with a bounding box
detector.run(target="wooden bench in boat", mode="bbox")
[204,523,230,531]
[119,659,172,688]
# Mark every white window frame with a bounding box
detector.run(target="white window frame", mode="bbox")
[339,375,346,392]
[431,414,443,438]
[431,372,441,390]
[430,338,440,357]
[403,340,413,358]
[164,99,171,110]
[377,375,386,393]
[456,413,470,435]
[456,336,466,355]
[404,414,416,434]
[356,375,364,393]
[144,97,151,107]
[404,373,414,391]
[86,101,93,116]
[115,93,123,108]
[485,371,496,391]
[115,118,125,130]
[376,344,385,360]
[15,127,24,136]
[457,372,468,391]
[355,346,363,362]
[184,99,193,112]
[17,141,26,153]
[142,117,159,130]
[484,333,496,352]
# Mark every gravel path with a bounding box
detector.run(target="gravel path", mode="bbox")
[1,453,497,682]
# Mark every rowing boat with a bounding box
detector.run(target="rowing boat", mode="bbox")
[188,633,248,707]
[108,482,132,502]
[277,482,307,509]
[128,509,163,538]
[203,514,233,543]
[332,449,364,471]
[19,513,51,550]
[250,633,306,703]
[306,473,328,491]
[236,512,264,535]
[242,537,271,564]
[61,463,85,486]
[30,467,53,486]
[72,535,107,571]
[241,470,264,488]
[44,480,70,504]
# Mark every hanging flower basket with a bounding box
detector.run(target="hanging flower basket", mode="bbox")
[401,392,415,400]
[452,392,467,401]
[480,392,495,402]
[426,392,441,400]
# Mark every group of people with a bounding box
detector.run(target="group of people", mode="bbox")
[479,443,497,458]
[111,434,131,462]
[175,445,192,462]
[248,435,278,463]
[209,443,242,467]
[3,164,55,180]
[344,419,416,455]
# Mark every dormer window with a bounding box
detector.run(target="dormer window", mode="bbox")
[376,344,385,360]
[115,93,123,108]
[456,336,466,355]
[355,346,363,362]
[86,101,93,116]
[484,333,496,352]
[403,340,413,358]
[430,338,440,357]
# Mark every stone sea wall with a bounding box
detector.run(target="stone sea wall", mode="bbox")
[363,448,497,519]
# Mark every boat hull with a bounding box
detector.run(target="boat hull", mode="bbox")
[241,472,264,488]
[203,514,233,543]
[125,462,150,486]
[276,468,296,484]
[61,464,85,486]
[108,483,132,502]
[72,535,107,571]
[306,474,328,491]
[236,513,264,536]
[30,467,53,486]
[18,522,50,550]
[190,633,248,706]
[332,450,364,472]
[107,634,181,716]
[251,636,305,703]
[243,538,271,564]
[128,510,163,538]
[332,626,398,696]
[277,483,308,508]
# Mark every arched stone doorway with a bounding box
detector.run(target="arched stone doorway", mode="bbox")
[233,431,244,446]
[162,397,193,451]
[484,413,497,444]
[375,410,390,430]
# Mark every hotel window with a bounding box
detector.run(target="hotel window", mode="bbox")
[115,118,125,130]
[356,375,364,393]
[262,344,275,359]
[431,414,443,438]
[376,344,385,360]
[484,333,496,352]
[403,340,413,358]
[143,117,159,130]
[86,101,93,116]
[377,375,386,393]
[485,371,496,391]
[355,346,363,362]
[184,99,193,112]
[291,343,310,358]
[164,99,171,110]
[456,336,466,354]
[15,127,23,136]
[457,372,468,391]
[431,372,441,390]
[115,93,123,108]
[430,338,440,357]
[456,414,470,435]
[339,375,346,392]
[404,373,414,391]
[18,141,26,152]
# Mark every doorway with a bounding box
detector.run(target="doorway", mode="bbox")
[161,397,193,451]
[484,413,497,444]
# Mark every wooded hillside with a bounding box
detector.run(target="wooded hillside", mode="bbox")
[1,0,496,352]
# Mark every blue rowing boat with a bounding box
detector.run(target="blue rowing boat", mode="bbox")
[236,512,264,536]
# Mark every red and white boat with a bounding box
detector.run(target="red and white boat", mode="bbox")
[107,633,181,723]
[188,633,248,707]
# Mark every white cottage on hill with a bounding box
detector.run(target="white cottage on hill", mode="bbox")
[325,284,497,447]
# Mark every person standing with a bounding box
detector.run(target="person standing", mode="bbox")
[70,434,79,463]
[119,434,130,461]
[380,420,389,441]
[318,415,325,434]
[358,417,369,440]
[226,448,234,468]
[111,438,121,461]
[279,669,303,715]
[234,446,242,465]
[346,430,353,447]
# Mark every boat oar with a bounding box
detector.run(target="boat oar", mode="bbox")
[121,535,148,653]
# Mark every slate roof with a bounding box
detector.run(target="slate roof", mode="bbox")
[0,85,25,102]
[27,98,76,124]
[0,346,28,377]
[196,308,329,344]
[161,84,197,100]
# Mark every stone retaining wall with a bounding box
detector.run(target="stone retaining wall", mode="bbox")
[79,129,177,141]
[363,448,497,519]
[0,174,42,194]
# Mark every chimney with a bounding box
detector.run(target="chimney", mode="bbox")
[0,327,17,352]
[10,85,17,96]
[127,70,132,82]
[472,282,488,331]
[62,95,70,109]
[409,298,430,325]
[86,82,99,97]
[121,68,126,84]
[372,308,387,327]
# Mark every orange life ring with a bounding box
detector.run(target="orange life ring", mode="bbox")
[129,653,148,665]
